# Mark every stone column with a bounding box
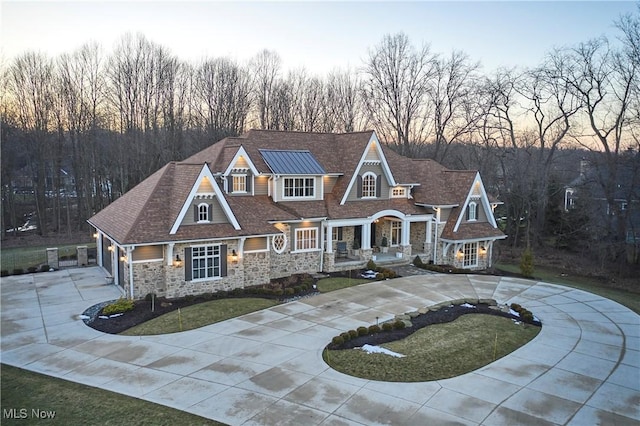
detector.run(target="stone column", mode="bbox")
[46,248,58,269]
[77,246,88,266]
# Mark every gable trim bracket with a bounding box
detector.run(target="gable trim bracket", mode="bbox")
[453,172,498,233]
[340,131,396,205]
[170,164,241,234]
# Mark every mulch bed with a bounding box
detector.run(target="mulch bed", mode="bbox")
[330,303,541,350]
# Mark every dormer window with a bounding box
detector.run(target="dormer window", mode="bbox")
[362,173,377,198]
[284,177,315,198]
[467,201,477,221]
[232,175,247,193]
[391,187,406,198]
[197,203,210,223]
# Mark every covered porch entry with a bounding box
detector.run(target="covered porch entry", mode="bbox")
[323,210,434,272]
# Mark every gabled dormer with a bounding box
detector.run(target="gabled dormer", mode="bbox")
[341,132,396,204]
[260,149,326,202]
[454,173,498,231]
[224,146,260,196]
[170,165,241,234]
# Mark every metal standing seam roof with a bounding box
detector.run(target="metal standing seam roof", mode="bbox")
[259,149,326,175]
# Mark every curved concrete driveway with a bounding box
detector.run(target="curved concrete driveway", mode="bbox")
[1,267,638,425]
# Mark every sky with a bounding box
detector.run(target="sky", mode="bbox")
[1,1,638,74]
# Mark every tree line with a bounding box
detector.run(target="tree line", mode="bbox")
[1,9,638,274]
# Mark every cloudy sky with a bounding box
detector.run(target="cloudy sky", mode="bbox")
[2,1,636,73]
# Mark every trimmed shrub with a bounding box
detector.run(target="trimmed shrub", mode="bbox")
[375,273,384,280]
[381,322,393,332]
[273,289,284,297]
[0,270,8,277]
[332,336,344,346]
[357,326,369,336]
[302,277,314,287]
[510,303,522,312]
[413,255,424,267]
[340,332,351,341]
[393,320,406,329]
[366,259,377,271]
[368,324,381,334]
[522,312,534,323]
[230,288,245,296]
[39,264,50,272]
[103,298,135,315]
[348,329,358,339]
[284,288,295,296]
[27,266,38,273]
[12,268,23,275]
[215,290,228,298]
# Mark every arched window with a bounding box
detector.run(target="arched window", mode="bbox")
[362,173,377,198]
[467,202,477,221]
[198,203,209,222]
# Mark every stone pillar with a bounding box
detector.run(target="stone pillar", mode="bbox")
[46,248,58,269]
[77,246,88,266]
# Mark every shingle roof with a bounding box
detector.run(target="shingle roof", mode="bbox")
[259,149,326,175]
[88,129,504,245]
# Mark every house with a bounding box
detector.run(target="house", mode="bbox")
[564,153,640,256]
[88,130,506,299]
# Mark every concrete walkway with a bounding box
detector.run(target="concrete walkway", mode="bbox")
[1,267,638,425]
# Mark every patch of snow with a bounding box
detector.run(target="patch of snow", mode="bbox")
[78,314,90,320]
[512,319,521,325]
[509,308,520,317]
[359,344,405,358]
[98,315,109,319]
[461,303,475,308]
[109,313,123,318]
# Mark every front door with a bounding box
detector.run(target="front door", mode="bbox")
[354,225,362,250]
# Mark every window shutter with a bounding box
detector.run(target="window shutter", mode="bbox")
[467,205,471,221]
[246,174,252,193]
[184,248,192,281]
[357,175,362,198]
[376,175,381,197]
[337,227,343,241]
[193,205,198,222]
[220,245,228,277]
[208,204,213,221]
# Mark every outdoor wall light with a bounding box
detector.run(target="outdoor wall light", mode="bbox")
[93,232,99,239]
[174,254,182,267]
[231,249,239,263]
[108,245,115,252]
[457,249,464,256]
[480,245,486,253]
[120,255,127,262]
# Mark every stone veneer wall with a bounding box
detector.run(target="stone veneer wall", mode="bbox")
[243,251,271,286]
[409,222,427,252]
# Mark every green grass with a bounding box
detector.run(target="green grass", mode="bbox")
[324,314,540,382]
[495,263,640,315]
[316,276,370,293]
[120,298,279,335]
[0,243,95,272]
[0,364,225,425]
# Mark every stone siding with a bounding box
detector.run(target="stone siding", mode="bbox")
[409,222,427,251]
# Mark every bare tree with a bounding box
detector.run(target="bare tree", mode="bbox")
[7,52,55,236]
[250,50,281,129]
[361,33,435,156]
[326,68,365,133]
[429,50,481,162]
[194,57,252,140]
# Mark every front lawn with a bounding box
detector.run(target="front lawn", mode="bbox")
[120,297,278,335]
[315,276,370,293]
[495,263,640,314]
[0,364,224,426]
[324,314,540,382]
